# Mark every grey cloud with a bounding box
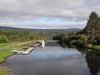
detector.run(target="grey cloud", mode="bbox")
[0,22,86,29]
[0,0,99,29]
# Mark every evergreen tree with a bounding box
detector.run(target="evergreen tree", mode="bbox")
[95,18,100,38]
[83,12,100,39]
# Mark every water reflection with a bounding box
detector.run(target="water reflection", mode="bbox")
[77,48,100,75]
[59,42,68,48]
[61,43,100,75]
[86,52,100,75]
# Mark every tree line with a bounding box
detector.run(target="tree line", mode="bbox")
[53,11,100,47]
[0,30,54,43]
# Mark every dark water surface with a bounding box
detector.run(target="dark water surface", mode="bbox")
[1,42,100,75]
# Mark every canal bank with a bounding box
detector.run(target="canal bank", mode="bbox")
[0,41,36,75]
[0,41,36,63]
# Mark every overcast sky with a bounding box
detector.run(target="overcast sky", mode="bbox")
[0,0,100,29]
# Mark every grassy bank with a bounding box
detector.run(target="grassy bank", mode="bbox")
[0,67,6,75]
[0,41,36,63]
[90,46,100,51]
[0,51,14,63]
[3,45,22,51]
[0,41,36,75]
[0,41,36,51]
[0,43,13,47]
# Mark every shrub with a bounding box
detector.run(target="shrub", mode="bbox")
[0,35,9,43]
[88,39,95,44]
[77,34,88,43]
[77,39,83,45]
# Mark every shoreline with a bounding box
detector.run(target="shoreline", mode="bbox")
[0,66,13,75]
[0,53,14,64]
[0,41,36,75]
[0,41,36,62]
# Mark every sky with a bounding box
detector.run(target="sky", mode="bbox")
[0,0,100,29]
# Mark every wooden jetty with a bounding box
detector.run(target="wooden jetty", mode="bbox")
[12,51,23,53]
[12,47,34,55]
[12,40,45,55]
[22,47,34,55]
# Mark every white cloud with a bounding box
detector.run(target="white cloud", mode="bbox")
[0,0,99,29]
[0,22,86,29]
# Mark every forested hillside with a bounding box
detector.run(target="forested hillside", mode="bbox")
[0,26,82,43]
[0,30,54,43]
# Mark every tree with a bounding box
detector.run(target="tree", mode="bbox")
[61,32,69,41]
[0,35,9,43]
[77,34,88,43]
[95,18,100,38]
[53,32,69,42]
[83,12,99,39]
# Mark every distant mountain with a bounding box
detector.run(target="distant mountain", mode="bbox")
[0,26,27,30]
[0,26,82,32]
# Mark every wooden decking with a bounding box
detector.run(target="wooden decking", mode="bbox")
[22,47,34,55]
[12,47,34,55]
[12,40,45,55]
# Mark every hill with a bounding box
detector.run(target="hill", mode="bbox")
[0,26,82,32]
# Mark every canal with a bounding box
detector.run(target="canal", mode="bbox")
[1,42,100,75]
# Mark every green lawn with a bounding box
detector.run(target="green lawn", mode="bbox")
[0,43,13,47]
[0,67,6,75]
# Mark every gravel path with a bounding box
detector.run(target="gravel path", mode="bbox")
[0,45,14,50]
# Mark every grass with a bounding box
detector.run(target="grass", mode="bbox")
[0,46,21,75]
[0,43,13,47]
[4,46,22,51]
[0,41,36,74]
[0,51,14,63]
[90,45,100,52]
[0,67,6,75]
[0,51,14,75]
[0,41,36,63]
[0,41,36,51]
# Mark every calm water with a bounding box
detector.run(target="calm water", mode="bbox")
[1,42,100,75]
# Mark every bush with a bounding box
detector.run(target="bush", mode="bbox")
[77,34,88,43]
[76,39,88,47]
[53,32,69,42]
[88,39,95,44]
[96,37,100,44]
[90,46,100,51]
[0,35,9,43]
[77,39,83,45]
[61,33,69,41]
